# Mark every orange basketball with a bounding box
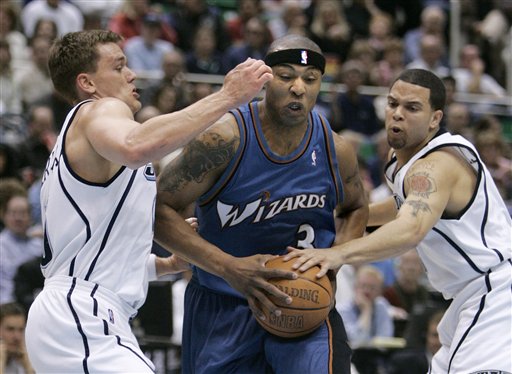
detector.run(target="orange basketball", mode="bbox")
[256,256,333,338]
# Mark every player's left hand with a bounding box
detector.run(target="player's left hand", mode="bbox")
[283,247,344,278]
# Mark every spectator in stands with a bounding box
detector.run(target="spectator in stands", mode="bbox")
[471,1,511,90]
[267,0,309,39]
[0,302,34,374]
[0,39,22,115]
[474,129,512,202]
[108,0,176,47]
[370,38,404,88]
[223,16,272,73]
[150,84,183,115]
[444,102,473,140]
[347,39,377,85]
[15,36,53,110]
[0,179,26,231]
[388,309,444,374]
[344,0,383,39]
[20,0,84,39]
[441,75,457,108]
[403,5,447,65]
[0,193,42,304]
[452,44,507,97]
[0,2,30,75]
[367,12,395,61]
[19,105,57,177]
[225,0,263,44]
[140,49,188,107]
[124,12,175,76]
[309,0,351,69]
[31,18,58,43]
[330,60,381,136]
[406,34,450,78]
[170,0,228,53]
[338,265,394,347]
[383,249,430,337]
[185,24,224,75]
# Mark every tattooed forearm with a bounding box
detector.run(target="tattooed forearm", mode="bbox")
[159,132,239,192]
[407,172,437,198]
[405,200,432,217]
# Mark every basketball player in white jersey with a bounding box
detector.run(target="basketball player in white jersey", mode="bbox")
[24,30,277,373]
[285,69,512,373]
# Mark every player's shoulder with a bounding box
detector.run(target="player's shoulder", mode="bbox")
[409,149,466,181]
[83,97,132,119]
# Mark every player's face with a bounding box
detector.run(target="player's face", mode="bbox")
[265,64,322,126]
[385,80,440,153]
[87,43,141,113]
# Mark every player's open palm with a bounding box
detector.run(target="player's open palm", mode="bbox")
[222,254,296,320]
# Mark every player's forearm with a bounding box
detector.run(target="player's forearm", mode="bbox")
[154,204,235,278]
[338,218,421,265]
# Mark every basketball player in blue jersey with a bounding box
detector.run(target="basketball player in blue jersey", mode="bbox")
[155,34,368,373]
[286,69,512,373]
[24,30,274,373]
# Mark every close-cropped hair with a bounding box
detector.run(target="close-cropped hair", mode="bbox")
[393,69,446,111]
[48,30,123,103]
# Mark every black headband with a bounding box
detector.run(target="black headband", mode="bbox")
[264,49,325,74]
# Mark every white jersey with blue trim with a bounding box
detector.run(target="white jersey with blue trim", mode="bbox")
[40,100,156,309]
[385,131,511,299]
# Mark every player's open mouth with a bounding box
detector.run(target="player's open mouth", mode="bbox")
[288,102,303,111]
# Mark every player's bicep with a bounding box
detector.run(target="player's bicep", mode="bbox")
[333,134,367,211]
[157,120,239,212]
[398,157,453,235]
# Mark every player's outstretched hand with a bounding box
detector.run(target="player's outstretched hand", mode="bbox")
[283,247,343,278]
[221,58,273,108]
[222,254,297,321]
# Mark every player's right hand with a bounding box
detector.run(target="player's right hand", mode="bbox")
[222,254,297,320]
[221,58,273,109]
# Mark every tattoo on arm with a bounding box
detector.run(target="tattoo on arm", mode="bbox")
[160,132,238,192]
[406,200,432,217]
[407,172,437,198]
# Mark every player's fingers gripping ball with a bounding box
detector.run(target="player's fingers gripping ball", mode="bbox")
[256,256,333,338]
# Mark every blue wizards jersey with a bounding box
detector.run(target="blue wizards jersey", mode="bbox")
[194,101,344,297]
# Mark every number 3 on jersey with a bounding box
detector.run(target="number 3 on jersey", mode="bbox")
[296,223,315,248]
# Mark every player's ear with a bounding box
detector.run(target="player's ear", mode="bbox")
[430,109,443,130]
[76,73,96,95]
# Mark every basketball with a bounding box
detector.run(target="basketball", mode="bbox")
[256,256,333,338]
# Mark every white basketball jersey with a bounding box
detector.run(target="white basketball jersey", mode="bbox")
[40,100,156,309]
[385,131,511,299]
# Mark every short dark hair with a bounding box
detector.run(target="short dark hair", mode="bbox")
[267,34,322,54]
[392,69,446,111]
[0,302,26,324]
[48,30,123,103]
